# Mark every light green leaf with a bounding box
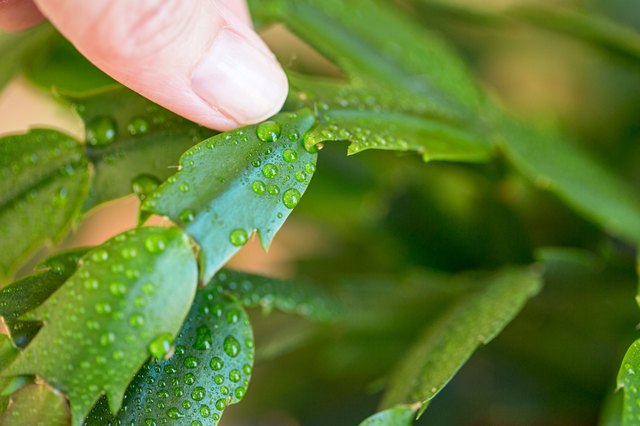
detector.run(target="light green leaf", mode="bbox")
[617,339,640,426]
[0,383,70,426]
[0,25,55,91]
[85,281,254,425]
[142,110,318,283]
[0,129,90,281]
[497,118,640,245]
[214,269,341,321]
[359,405,418,426]
[0,335,19,417]
[63,86,213,209]
[5,227,198,425]
[381,266,542,411]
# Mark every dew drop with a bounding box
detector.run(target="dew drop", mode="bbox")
[251,180,266,195]
[109,281,127,296]
[210,356,224,371]
[87,116,117,147]
[200,405,211,418]
[226,309,240,324]
[179,209,196,223]
[287,129,300,142]
[191,386,206,401]
[166,407,183,420]
[267,185,280,196]
[215,398,227,411]
[229,369,241,383]
[261,164,278,179]
[282,149,298,163]
[282,188,301,209]
[223,335,241,358]
[256,121,281,142]
[295,171,307,182]
[144,234,167,253]
[127,117,150,136]
[184,356,199,369]
[148,333,173,359]
[304,162,316,174]
[179,182,190,193]
[185,373,196,385]
[129,314,145,328]
[229,229,249,247]
[193,325,212,350]
[91,249,109,263]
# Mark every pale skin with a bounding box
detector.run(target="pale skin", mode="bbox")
[0,0,289,131]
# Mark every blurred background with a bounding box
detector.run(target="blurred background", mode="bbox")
[1,0,640,424]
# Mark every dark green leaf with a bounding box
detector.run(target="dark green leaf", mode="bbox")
[142,110,318,283]
[63,87,213,208]
[617,339,640,426]
[0,129,89,281]
[359,405,417,426]
[214,269,341,321]
[0,383,70,426]
[23,33,114,92]
[5,227,198,425]
[0,335,19,417]
[85,280,254,425]
[381,266,542,411]
[497,118,640,245]
[0,25,55,92]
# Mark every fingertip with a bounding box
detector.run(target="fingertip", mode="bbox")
[0,0,44,32]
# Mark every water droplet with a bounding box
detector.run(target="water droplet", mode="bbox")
[251,159,262,167]
[200,405,211,417]
[267,185,280,196]
[191,421,203,426]
[179,182,190,193]
[100,332,116,346]
[142,282,155,294]
[229,369,241,383]
[149,333,173,359]
[185,373,196,385]
[256,121,281,142]
[179,209,196,223]
[304,163,316,174]
[251,180,266,195]
[127,117,150,136]
[210,356,224,371]
[262,164,278,179]
[87,116,117,147]
[132,174,160,201]
[193,325,212,350]
[282,149,298,163]
[287,129,300,141]
[182,399,192,409]
[91,249,109,263]
[234,386,246,399]
[282,188,301,209]
[229,229,249,247]
[224,335,241,358]
[226,309,240,324]
[295,171,307,182]
[129,314,145,328]
[215,398,227,411]
[145,234,167,253]
[109,281,127,296]
[113,350,124,360]
[121,246,138,259]
[166,407,183,420]
[191,386,206,401]
[84,279,99,290]
[213,374,224,385]
[184,356,199,368]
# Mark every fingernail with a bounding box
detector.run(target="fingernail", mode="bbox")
[191,27,288,124]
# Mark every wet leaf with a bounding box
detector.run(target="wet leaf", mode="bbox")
[617,339,640,426]
[381,266,542,412]
[359,405,417,426]
[142,110,317,283]
[63,86,213,209]
[4,227,198,425]
[85,282,254,425]
[0,383,70,426]
[0,129,89,281]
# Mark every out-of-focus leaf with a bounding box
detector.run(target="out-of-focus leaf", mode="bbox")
[85,282,254,425]
[23,32,114,92]
[0,129,89,281]
[214,269,341,321]
[0,383,70,426]
[5,227,198,425]
[358,405,417,426]
[510,4,640,62]
[0,25,55,91]
[381,266,542,411]
[497,119,640,245]
[142,110,317,283]
[63,86,212,209]
[617,339,640,426]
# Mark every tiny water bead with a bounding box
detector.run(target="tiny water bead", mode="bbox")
[251,180,266,195]
[179,182,190,193]
[282,149,298,163]
[223,335,241,358]
[267,185,280,196]
[191,386,205,401]
[184,356,199,369]
[149,333,174,359]
[295,171,308,183]
[282,188,301,209]
[86,116,117,147]
[287,129,300,142]
[304,162,316,174]
[91,249,109,263]
[145,234,167,253]
[127,117,150,136]
[193,325,212,350]
[229,229,249,247]
[210,357,224,371]
[261,164,278,179]
[256,121,281,142]
[179,209,196,224]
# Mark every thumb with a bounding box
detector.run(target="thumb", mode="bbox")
[33,0,288,130]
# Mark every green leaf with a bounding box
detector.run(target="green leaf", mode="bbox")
[23,32,115,92]
[142,109,318,283]
[287,74,492,163]
[359,405,418,426]
[63,86,213,209]
[0,129,90,281]
[0,335,19,417]
[0,383,70,426]
[4,227,198,425]
[85,280,254,425]
[510,4,640,62]
[380,266,542,411]
[497,118,640,245]
[214,269,341,321]
[0,25,55,92]
[617,339,640,426]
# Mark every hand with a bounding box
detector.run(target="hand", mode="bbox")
[0,0,288,130]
